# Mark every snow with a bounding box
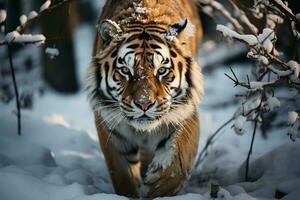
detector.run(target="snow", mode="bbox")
[45,47,59,59]
[249,81,272,90]
[4,31,46,45]
[40,0,51,12]
[19,14,27,26]
[234,98,261,117]
[264,96,280,112]
[0,9,7,23]
[28,11,38,20]
[4,31,20,42]
[287,60,300,81]
[257,28,274,53]
[288,111,298,125]
[288,118,300,141]
[135,7,147,14]
[216,25,276,57]
[15,33,46,45]
[233,115,246,135]
[216,25,257,46]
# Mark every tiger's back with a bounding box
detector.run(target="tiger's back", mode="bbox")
[86,0,203,198]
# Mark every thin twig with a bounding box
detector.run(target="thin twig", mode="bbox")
[194,116,235,168]
[5,0,21,136]
[8,45,21,135]
[245,112,260,181]
[224,67,251,89]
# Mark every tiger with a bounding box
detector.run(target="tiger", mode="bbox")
[85,0,204,198]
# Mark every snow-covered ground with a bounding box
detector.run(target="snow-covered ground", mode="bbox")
[0,24,300,200]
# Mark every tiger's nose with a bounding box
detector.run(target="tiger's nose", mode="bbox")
[134,99,154,111]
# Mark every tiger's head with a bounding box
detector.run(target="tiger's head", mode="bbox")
[86,19,203,131]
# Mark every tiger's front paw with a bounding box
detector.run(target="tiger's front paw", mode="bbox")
[140,160,186,198]
[140,150,188,197]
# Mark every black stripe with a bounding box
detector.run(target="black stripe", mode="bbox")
[126,34,140,43]
[104,62,117,101]
[117,88,124,96]
[156,137,168,150]
[172,62,184,99]
[184,57,193,97]
[177,62,183,89]
[112,59,117,69]
[139,31,151,40]
[150,34,165,44]
[118,57,125,64]
[127,44,140,49]
[123,50,135,58]
[163,58,169,65]
[111,49,118,58]
[170,50,177,57]
[150,44,161,49]
[156,131,174,150]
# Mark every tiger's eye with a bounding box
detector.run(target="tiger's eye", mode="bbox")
[158,67,167,74]
[120,67,130,74]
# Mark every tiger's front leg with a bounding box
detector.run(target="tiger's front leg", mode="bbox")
[141,112,200,198]
[95,113,141,197]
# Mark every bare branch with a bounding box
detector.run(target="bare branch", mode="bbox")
[194,116,235,169]
[8,45,21,135]
[245,112,260,181]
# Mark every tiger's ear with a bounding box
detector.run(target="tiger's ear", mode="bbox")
[168,19,188,37]
[99,19,122,42]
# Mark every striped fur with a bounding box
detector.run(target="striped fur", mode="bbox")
[85,0,203,198]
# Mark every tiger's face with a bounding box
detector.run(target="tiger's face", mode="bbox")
[86,20,203,131]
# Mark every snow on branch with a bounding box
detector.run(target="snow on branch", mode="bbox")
[0,0,75,46]
[4,31,46,45]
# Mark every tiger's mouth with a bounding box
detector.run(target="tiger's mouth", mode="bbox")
[127,114,161,122]
[126,114,163,130]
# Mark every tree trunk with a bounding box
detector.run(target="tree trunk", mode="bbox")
[40,0,79,93]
